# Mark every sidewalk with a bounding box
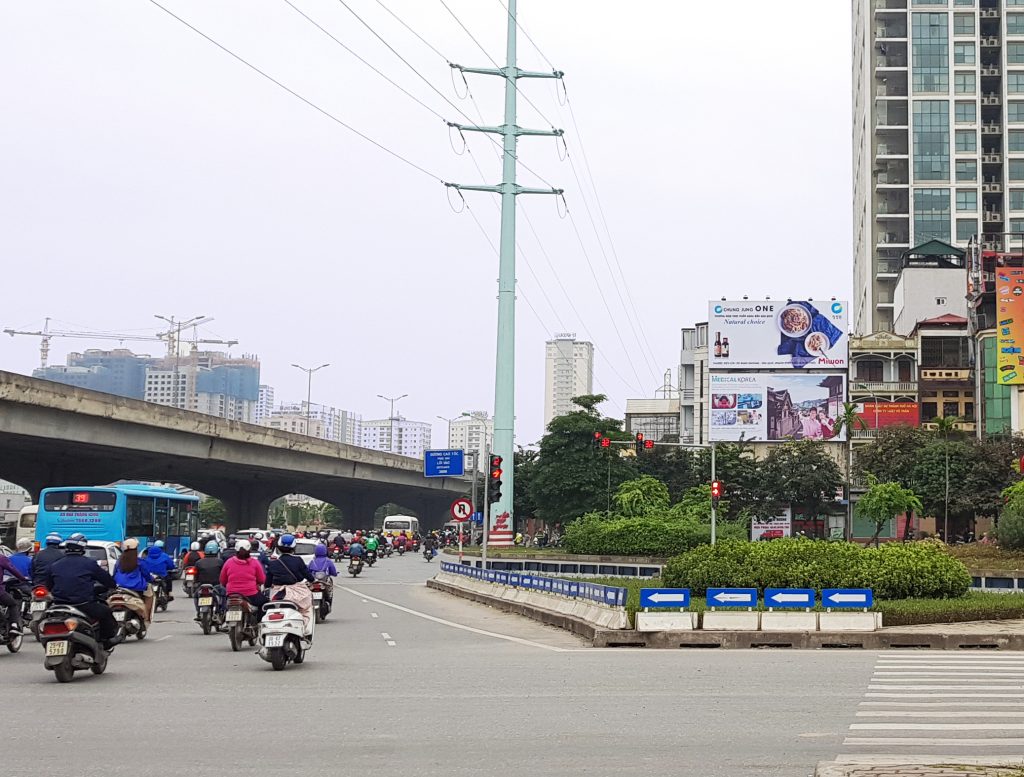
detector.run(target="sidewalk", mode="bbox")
[816,761,1024,776]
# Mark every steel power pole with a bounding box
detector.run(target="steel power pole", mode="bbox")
[447,0,563,545]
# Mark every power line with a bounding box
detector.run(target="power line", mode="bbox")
[147,0,443,182]
[372,0,448,63]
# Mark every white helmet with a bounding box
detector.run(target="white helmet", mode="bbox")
[253,532,264,541]
[236,539,252,552]
[190,541,200,551]
[16,537,31,552]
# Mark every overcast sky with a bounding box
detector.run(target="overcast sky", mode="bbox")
[0,1,852,447]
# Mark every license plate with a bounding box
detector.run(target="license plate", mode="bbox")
[198,597,213,606]
[45,640,69,657]
[112,611,126,621]
[263,634,284,648]
[185,575,194,581]
[312,592,323,600]
[226,610,242,622]
[30,602,46,612]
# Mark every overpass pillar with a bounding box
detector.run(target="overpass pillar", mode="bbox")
[220,486,280,533]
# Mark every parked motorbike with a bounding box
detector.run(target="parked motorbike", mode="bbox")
[182,566,198,598]
[0,580,28,654]
[224,593,259,652]
[309,573,333,623]
[257,599,313,671]
[38,604,110,682]
[27,585,52,641]
[107,587,148,641]
[348,556,364,577]
[195,583,223,635]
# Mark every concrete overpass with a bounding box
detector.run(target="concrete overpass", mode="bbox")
[0,371,470,530]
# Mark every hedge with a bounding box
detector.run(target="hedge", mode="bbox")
[562,513,746,557]
[662,538,971,600]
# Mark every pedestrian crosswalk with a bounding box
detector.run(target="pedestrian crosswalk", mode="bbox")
[840,653,1024,760]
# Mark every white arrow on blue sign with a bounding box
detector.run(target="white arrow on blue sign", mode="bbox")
[822,588,873,608]
[706,587,758,608]
[764,588,815,608]
[640,588,691,609]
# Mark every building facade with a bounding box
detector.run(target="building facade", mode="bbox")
[543,334,594,427]
[679,323,710,445]
[255,385,275,425]
[34,348,156,399]
[360,416,432,458]
[448,412,493,470]
[262,402,362,445]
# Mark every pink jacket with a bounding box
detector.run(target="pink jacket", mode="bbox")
[219,556,266,596]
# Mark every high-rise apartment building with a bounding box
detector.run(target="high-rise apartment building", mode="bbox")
[679,323,710,445]
[448,412,493,470]
[853,0,1012,336]
[143,351,260,422]
[262,402,362,445]
[255,385,275,424]
[543,334,594,427]
[34,348,156,399]
[360,416,432,459]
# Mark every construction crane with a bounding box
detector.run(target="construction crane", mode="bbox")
[3,317,239,368]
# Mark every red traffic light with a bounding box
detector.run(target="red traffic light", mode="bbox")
[711,480,723,497]
[600,437,611,448]
[490,455,503,469]
[635,432,644,442]
[593,432,603,440]
[643,440,654,449]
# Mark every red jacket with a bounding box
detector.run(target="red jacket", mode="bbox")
[219,555,266,596]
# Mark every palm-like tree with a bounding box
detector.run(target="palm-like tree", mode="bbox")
[831,402,868,540]
[932,415,961,541]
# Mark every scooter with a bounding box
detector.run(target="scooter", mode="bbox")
[107,587,148,641]
[194,583,224,635]
[27,585,52,641]
[153,576,169,613]
[396,544,406,556]
[423,547,435,562]
[348,556,364,577]
[366,549,377,567]
[224,593,259,652]
[38,604,110,682]
[309,573,333,623]
[182,566,198,598]
[258,599,313,671]
[0,580,27,654]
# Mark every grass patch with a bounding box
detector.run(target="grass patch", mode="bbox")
[946,544,1024,573]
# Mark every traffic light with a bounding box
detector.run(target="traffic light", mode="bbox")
[644,439,654,450]
[601,437,611,449]
[592,431,604,449]
[711,480,723,508]
[488,454,503,504]
[634,432,645,454]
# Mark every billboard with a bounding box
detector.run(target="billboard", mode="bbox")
[708,299,849,370]
[856,401,920,429]
[709,372,847,442]
[996,268,1024,385]
[752,508,792,541]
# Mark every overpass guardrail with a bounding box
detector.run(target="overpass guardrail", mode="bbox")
[439,561,628,607]
[449,555,663,579]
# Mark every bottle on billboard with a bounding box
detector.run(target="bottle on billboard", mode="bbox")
[714,331,722,358]
[722,337,729,358]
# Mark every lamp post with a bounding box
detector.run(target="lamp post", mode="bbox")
[155,314,207,410]
[292,363,329,436]
[378,393,408,453]
[436,415,460,449]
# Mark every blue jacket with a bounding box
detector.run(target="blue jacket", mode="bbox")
[266,553,313,586]
[45,552,116,604]
[8,552,32,578]
[31,546,65,585]
[348,542,365,557]
[113,562,148,592]
[140,546,175,579]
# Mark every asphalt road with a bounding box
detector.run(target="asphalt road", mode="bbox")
[1,554,878,777]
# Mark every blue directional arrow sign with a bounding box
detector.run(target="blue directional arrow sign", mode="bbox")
[822,588,873,609]
[764,588,815,609]
[640,588,691,609]
[706,587,758,608]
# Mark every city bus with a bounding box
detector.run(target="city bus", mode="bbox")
[36,485,200,557]
[381,515,420,536]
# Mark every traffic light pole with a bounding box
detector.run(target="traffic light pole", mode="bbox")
[710,441,717,545]
[481,444,491,566]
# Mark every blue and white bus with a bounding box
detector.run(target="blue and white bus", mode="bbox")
[37,485,200,557]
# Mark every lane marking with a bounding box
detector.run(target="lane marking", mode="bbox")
[339,586,572,653]
[381,632,392,640]
[851,723,1024,731]
[872,677,1024,683]
[868,685,1024,690]
[867,693,1024,698]
[386,640,396,647]
[844,736,1024,746]
[156,635,172,642]
[874,672,1024,677]
[858,711,1024,718]
[370,613,379,619]
[834,755,1024,766]
[861,701,1024,707]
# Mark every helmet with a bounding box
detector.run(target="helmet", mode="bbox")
[205,540,220,554]
[154,540,165,549]
[65,532,88,553]
[279,534,296,549]
[253,532,264,541]
[15,537,31,552]
[45,532,62,546]
[124,538,139,550]
[235,539,252,552]
[190,541,200,551]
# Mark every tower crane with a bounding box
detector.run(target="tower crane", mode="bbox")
[3,317,239,368]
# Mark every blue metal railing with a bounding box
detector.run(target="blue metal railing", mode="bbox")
[439,561,628,608]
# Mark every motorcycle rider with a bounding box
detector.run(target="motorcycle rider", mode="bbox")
[181,541,203,568]
[9,538,33,578]
[45,533,121,650]
[308,543,338,578]
[32,532,65,585]
[423,533,438,557]
[140,540,175,602]
[348,536,365,561]
[266,534,314,586]
[193,540,226,618]
[365,532,380,562]
[0,552,28,636]
[219,539,267,618]
[112,538,152,622]
[220,538,238,561]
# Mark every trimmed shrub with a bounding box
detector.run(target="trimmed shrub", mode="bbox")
[996,504,1024,551]
[562,513,746,557]
[662,538,971,599]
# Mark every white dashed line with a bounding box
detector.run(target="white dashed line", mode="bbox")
[371,613,379,619]
[381,632,392,640]
[386,640,396,647]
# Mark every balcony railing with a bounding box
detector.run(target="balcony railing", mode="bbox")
[981,8,1000,19]
[875,56,909,69]
[680,389,695,402]
[981,36,1000,47]
[875,258,902,275]
[919,368,971,381]
[982,93,1001,106]
[876,26,907,39]
[981,65,1001,77]
[922,420,977,433]
[982,122,1003,135]
[850,381,917,394]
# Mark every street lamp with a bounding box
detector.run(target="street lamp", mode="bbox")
[378,393,408,453]
[437,415,461,448]
[155,314,208,409]
[293,363,330,436]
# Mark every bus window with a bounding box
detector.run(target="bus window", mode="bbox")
[42,490,117,512]
[126,496,154,538]
[155,499,170,538]
[18,507,36,530]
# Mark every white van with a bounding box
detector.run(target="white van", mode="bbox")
[16,504,36,546]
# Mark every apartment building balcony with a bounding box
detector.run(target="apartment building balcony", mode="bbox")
[875,141,908,157]
[680,388,695,402]
[875,55,908,71]
[850,381,917,395]
[981,7,1000,19]
[982,122,1003,135]
[919,368,972,382]
[876,232,909,247]
[981,65,1002,78]
[982,180,1003,193]
[981,36,1000,48]
[983,210,1005,223]
[873,0,906,11]
[981,93,1002,107]
[875,23,907,40]
[875,258,902,278]
[983,152,1003,165]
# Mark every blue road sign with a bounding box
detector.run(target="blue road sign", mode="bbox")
[423,449,465,477]
[764,588,815,608]
[822,588,873,609]
[470,511,483,525]
[640,588,691,609]
[706,587,758,608]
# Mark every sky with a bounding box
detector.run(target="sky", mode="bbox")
[0,0,852,448]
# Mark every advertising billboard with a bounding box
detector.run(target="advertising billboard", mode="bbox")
[708,299,849,370]
[709,372,847,442]
[996,268,1024,385]
[856,401,920,429]
[752,508,792,541]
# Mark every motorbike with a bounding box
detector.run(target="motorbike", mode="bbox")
[412,539,421,552]
[348,556,364,577]
[107,587,148,641]
[423,546,435,562]
[366,549,377,567]
[182,566,198,598]
[224,593,259,652]
[38,603,110,682]
[309,573,333,623]
[195,583,224,635]
[396,544,406,556]
[257,599,313,671]
[0,580,28,654]
[153,576,170,613]
[28,585,52,641]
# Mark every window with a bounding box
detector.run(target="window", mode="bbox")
[914,188,951,241]
[956,160,977,180]
[953,13,974,35]
[914,101,950,179]
[1011,14,1024,35]
[1012,190,1024,210]
[856,360,884,382]
[955,129,976,151]
[921,335,970,368]
[126,496,154,538]
[1012,131,1024,153]
[1011,44,1024,65]
[898,359,913,382]
[921,402,938,420]
[936,296,947,305]
[956,189,977,211]
[1012,103,1024,124]
[956,218,977,241]
[955,101,976,123]
[1012,160,1024,181]
[1011,73,1024,94]
[912,13,949,92]
[954,43,976,65]
[1011,218,1024,232]
[955,73,976,94]
[954,0,973,5]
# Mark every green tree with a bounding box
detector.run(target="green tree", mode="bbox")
[635,442,701,503]
[322,504,345,529]
[855,477,923,547]
[668,484,730,524]
[513,447,539,525]
[933,415,961,540]
[831,402,868,540]
[199,497,227,526]
[855,425,928,489]
[613,475,670,517]
[692,441,759,521]
[756,440,843,537]
[528,394,636,522]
